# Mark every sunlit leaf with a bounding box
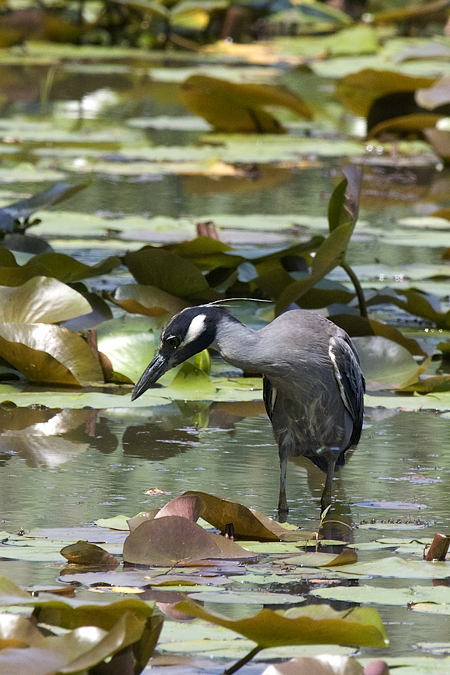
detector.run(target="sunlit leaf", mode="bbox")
[0,612,151,675]
[183,491,285,541]
[335,69,435,117]
[0,276,91,324]
[169,361,216,394]
[368,113,444,139]
[331,556,450,579]
[283,549,358,568]
[0,323,103,386]
[175,599,389,648]
[97,316,157,384]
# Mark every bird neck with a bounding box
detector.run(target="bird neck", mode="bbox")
[212,317,259,372]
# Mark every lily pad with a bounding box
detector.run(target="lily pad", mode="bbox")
[0,276,91,324]
[175,599,389,648]
[0,323,103,386]
[123,515,256,565]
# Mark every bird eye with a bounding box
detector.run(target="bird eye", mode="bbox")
[166,335,180,348]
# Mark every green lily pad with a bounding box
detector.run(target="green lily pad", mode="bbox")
[175,599,389,648]
[311,584,450,606]
[187,590,305,604]
[332,556,450,579]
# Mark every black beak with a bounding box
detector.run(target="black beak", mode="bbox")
[131,352,170,401]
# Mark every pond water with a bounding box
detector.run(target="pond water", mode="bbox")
[1,54,450,673]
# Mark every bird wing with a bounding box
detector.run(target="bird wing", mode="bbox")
[263,374,277,422]
[328,334,365,446]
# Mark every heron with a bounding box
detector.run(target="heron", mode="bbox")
[131,305,365,513]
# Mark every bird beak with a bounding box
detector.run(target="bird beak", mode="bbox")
[131,352,169,401]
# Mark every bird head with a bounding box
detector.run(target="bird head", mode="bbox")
[131,305,228,401]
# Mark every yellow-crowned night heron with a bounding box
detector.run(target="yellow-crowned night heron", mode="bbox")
[131,305,365,513]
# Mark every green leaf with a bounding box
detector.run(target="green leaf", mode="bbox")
[124,247,211,298]
[0,252,121,286]
[179,75,313,134]
[174,599,389,648]
[352,336,424,389]
[276,166,361,313]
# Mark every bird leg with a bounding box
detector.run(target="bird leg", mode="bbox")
[278,457,288,515]
[321,458,337,513]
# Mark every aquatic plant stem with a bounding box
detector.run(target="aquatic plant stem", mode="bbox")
[222,646,263,675]
[341,261,368,318]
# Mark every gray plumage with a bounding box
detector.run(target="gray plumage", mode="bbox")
[132,305,365,512]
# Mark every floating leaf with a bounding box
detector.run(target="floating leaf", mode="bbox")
[0,180,90,233]
[179,75,312,134]
[260,655,366,675]
[60,541,119,567]
[123,515,255,565]
[283,549,358,568]
[175,599,389,648]
[311,584,450,607]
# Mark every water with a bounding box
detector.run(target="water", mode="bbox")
[1,56,450,671]
[1,405,449,531]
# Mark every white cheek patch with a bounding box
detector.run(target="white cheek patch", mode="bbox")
[179,314,206,347]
